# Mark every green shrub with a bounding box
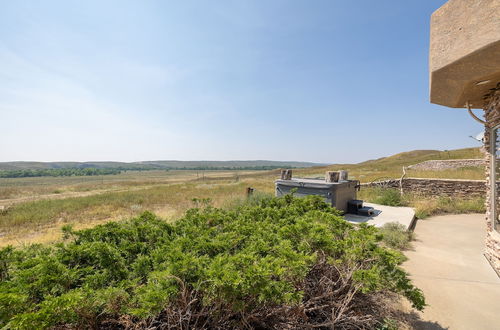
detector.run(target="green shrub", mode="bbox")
[360,188,405,207]
[379,222,414,250]
[223,191,273,209]
[372,188,404,206]
[0,195,424,329]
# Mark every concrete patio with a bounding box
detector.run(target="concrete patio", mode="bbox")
[344,202,416,230]
[402,214,500,330]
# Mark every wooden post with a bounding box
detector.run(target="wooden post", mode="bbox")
[280,169,292,180]
[325,171,340,183]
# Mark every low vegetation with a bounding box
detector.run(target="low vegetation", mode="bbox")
[410,195,485,219]
[0,195,424,329]
[0,147,486,246]
[299,147,483,182]
[222,191,274,209]
[0,181,254,234]
[359,187,485,219]
[0,160,321,172]
[0,168,122,178]
[160,166,295,171]
[0,169,264,201]
[379,222,414,250]
[0,147,485,327]
[369,188,404,207]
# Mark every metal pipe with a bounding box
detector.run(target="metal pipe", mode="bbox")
[467,101,486,124]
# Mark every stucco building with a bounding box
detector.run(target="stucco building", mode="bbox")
[430,0,500,273]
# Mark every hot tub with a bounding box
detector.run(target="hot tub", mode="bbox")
[275,177,358,213]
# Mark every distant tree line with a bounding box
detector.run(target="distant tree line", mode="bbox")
[0,165,296,178]
[108,166,160,171]
[0,168,122,178]
[166,166,295,171]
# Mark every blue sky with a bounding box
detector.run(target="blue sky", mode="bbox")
[0,0,484,163]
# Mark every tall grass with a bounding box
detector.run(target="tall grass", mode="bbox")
[406,167,484,180]
[0,181,251,234]
[222,191,274,209]
[379,222,414,250]
[0,169,269,200]
[296,147,483,183]
[410,196,485,219]
[359,187,485,219]
[358,188,406,206]
[0,147,486,245]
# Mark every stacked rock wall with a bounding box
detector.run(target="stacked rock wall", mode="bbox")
[362,178,486,198]
[408,159,485,171]
[483,88,500,275]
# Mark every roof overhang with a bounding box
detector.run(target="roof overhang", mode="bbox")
[429,0,500,109]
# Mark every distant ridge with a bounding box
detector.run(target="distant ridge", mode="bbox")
[313,147,483,173]
[0,148,482,171]
[0,160,327,171]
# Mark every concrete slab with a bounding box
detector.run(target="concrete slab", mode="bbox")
[402,214,500,330]
[344,202,415,230]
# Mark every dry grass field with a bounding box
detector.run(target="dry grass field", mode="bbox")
[0,147,485,247]
[0,170,278,246]
[298,147,484,182]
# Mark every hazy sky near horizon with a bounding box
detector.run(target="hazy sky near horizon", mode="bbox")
[0,0,484,163]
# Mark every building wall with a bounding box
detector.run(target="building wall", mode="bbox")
[483,88,500,274]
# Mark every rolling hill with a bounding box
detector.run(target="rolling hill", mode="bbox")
[297,147,483,182]
[0,148,482,174]
[0,160,326,171]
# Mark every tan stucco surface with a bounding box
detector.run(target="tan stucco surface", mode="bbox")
[429,0,500,108]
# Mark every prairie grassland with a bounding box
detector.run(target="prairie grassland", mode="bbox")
[0,169,270,202]
[358,187,485,219]
[0,173,277,246]
[405,167,483,180]
[300,167,484,183]
[0,170,183,200]
[0,147,485,246]
[298,147,484,182]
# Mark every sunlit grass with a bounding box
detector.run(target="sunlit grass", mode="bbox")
[0,170,265,200]
[0,147,486,246]
[358,187,485,219]
[295,147,483,182]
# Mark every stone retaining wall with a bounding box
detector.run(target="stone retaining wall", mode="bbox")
[408,159,485,171]
[483,87,500,275]
[362,177,486,198]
